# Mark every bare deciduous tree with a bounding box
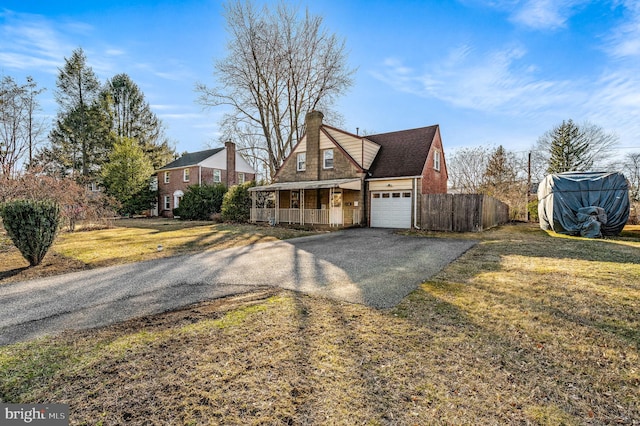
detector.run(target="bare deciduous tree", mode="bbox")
[196,0,355,179]
[622,152,640,202]
[0,75,46,176]
[447,146,490,193]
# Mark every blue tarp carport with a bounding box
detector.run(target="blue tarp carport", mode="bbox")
[537,171,630,238]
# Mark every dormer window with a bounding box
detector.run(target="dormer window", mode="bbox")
[297,152,306,171]
[323,149,334,169]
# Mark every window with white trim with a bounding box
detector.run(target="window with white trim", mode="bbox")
[164,171,170,184]
[323,149,334,169]
[297,152,306,171]
[238,172,245,184]
[213,169,221,183]
[164,195,171,210]
[434,150,441,172]
[183,168,190,182]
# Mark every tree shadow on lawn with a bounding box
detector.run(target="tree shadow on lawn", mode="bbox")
[393,282,639,425]
[385,223,640,423]
[0,266,29,281]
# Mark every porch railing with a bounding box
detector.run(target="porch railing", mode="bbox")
[304,209,329,224]
[251,208,349,226]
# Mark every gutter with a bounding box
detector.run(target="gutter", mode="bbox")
[366,175,422,182]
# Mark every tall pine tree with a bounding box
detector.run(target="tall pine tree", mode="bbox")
[482,145,517,197]
[545,120,592,174]
[102,74,174,169]
[46,48,113,178]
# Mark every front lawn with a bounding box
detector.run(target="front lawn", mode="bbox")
[1,223,638,424]
[0,218,324,284]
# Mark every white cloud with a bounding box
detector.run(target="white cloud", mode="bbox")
[373,44,578,115]
[372,40,640,155]
[467,0,588,31]
[105,48,126,56]
[511,0,572,29]
[0,10,74,74]
[605,1,640,58]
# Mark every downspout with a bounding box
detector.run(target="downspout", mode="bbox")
[363,177,368,227]
[414,177,421,230]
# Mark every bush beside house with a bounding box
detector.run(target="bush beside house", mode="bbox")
[174,184,228,220]
[221,182,255,222]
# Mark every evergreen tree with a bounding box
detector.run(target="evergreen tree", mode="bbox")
[102,74,174,169]
[46,48,113,178]
[545,120,591,174]
[482,145,517,196]
[538,119,617,175]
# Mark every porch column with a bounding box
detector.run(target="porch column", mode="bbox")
[251,191,256,222]
[275,190,280,224]
[300,188,305,225]
[329,187,334,227]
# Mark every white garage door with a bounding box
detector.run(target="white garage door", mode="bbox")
[370,191,412,228]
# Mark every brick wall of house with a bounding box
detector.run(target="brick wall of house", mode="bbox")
[158,167,193,217]
[421,129,448,194]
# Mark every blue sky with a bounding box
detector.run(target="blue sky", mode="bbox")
[1,0,639,163]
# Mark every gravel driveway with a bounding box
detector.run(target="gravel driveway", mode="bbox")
[0,228,475,345]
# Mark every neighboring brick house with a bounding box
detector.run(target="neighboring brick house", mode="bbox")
[249,111,448,228]
[157,141,256,217]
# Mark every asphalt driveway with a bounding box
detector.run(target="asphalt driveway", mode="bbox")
[0,228,476,345]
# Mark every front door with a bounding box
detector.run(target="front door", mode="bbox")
[330,191,343,225]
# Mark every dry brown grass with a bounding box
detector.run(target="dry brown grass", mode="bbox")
[1,223,639,425]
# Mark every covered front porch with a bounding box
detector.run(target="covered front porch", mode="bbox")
[249,178,364,227]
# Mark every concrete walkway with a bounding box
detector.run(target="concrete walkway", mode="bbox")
[0,228,476,345]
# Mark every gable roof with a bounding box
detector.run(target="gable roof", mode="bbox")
[366,125,438,178]
[158,148,224,170]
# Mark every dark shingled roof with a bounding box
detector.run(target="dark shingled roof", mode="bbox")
[158,148,224,170]
[366,125,438,178]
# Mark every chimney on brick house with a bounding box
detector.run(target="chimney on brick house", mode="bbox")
[305,110,323,180]
[225,140,236,187]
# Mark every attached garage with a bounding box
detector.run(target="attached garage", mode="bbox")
[370,191,412,228]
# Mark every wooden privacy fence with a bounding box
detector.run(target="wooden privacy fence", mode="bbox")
[421,194,509,232]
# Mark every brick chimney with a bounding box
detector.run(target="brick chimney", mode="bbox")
[305,110,323,180]
[225,140,236,187]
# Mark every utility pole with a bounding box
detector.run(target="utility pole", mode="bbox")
[526,151,532,221]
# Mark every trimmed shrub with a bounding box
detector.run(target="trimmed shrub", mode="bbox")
[0,199,61,266]
[174,183,228,220]
[221,182,255,222]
